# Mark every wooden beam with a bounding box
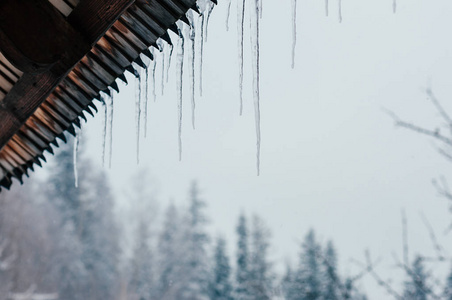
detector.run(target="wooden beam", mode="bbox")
[0,0,135,150]
[0,0,80,74]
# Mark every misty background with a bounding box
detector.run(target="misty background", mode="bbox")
[1,0,452,299]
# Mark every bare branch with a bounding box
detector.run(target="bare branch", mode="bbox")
[426,88,452,128]
[396,121,452,146]
[401,210,409,266]
[420,213,447,261]
[363,250,403,300]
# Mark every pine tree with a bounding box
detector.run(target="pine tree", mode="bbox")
[294,229,322,300]
[248,215,273,300]
[182,181,210,300]
[445,267,452,300]
[402,256,430,300]
[323,241,339,300]
[210,237,234,300]
[129,220,154,300]
[281,264,297,300]
[47,136,120,300]
[235,213,251,300]
[157,203,184,299]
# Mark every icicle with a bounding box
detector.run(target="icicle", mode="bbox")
[157,40,165,96]
[325,0,329,16]
[188,12,196,129]
[291,0,297,69]
[226,0,232,31]
[338,0,342,23]
[199,15,205,97]
[73,130,80,188]
[107,88,114,168]
[135,69,142,164]
[101,98,107,166]
[144,66,149,137]
[238,0,245,114]
[250,0,261,175]
[161,47,165,96]
[258,0,263,19]
[151,48,157,102]
[165,44,174,83]
[393,0,396,13]
[204,3,215,42]
[176,25,185,161]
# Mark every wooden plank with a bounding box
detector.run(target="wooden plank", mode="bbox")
[68,0,136,44]
[0,0,135,150]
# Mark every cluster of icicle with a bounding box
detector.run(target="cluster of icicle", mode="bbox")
[73,0,270,185]
[131,0,217,165]
[73,0,401,184]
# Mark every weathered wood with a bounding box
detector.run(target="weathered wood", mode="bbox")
[0,0,135,150]
[0,0,79,73]
[68,0,136,44]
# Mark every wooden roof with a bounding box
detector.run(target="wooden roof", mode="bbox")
[0,0,209,191]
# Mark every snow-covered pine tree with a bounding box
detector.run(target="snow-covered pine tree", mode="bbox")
[129,220,155,300]
[210,236,234,300]
[157,203,184,299]
[248,215,273,300]
[402,256,430,300]
[235,213,251,300]
[182,181,210,300]
[294,229,322,300]
[445,267,452,300]
[47,136,120,300]
[281,264,297,300]
[322,240,339,300]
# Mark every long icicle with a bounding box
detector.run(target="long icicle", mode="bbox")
[199,14,205,97]
[393,0,396,13]
[238,0,246,114]
[166,44,174,83]
[258,0,263,19]
[73,129,80,188]
[226,0,232,31]
[204,3,215,42]
[135,67,142,164]
[291,0,297,69]
[144,66,150,137]
[188,12,196,129]
[108,88,114,168]
[251,0,261,175]
[325,0,329,16]
[338,0,342,23]
[177,26,185,161]
[152,48,157,102]
[161,44,165,96]
[101,96,107,166]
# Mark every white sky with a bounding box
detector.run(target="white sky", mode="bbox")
[67,0,452,298]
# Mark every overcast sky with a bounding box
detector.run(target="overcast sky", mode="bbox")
[67,0,452,297]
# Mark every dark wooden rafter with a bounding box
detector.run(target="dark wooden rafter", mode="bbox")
[0,0,212,190]
[0,0,135,149]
